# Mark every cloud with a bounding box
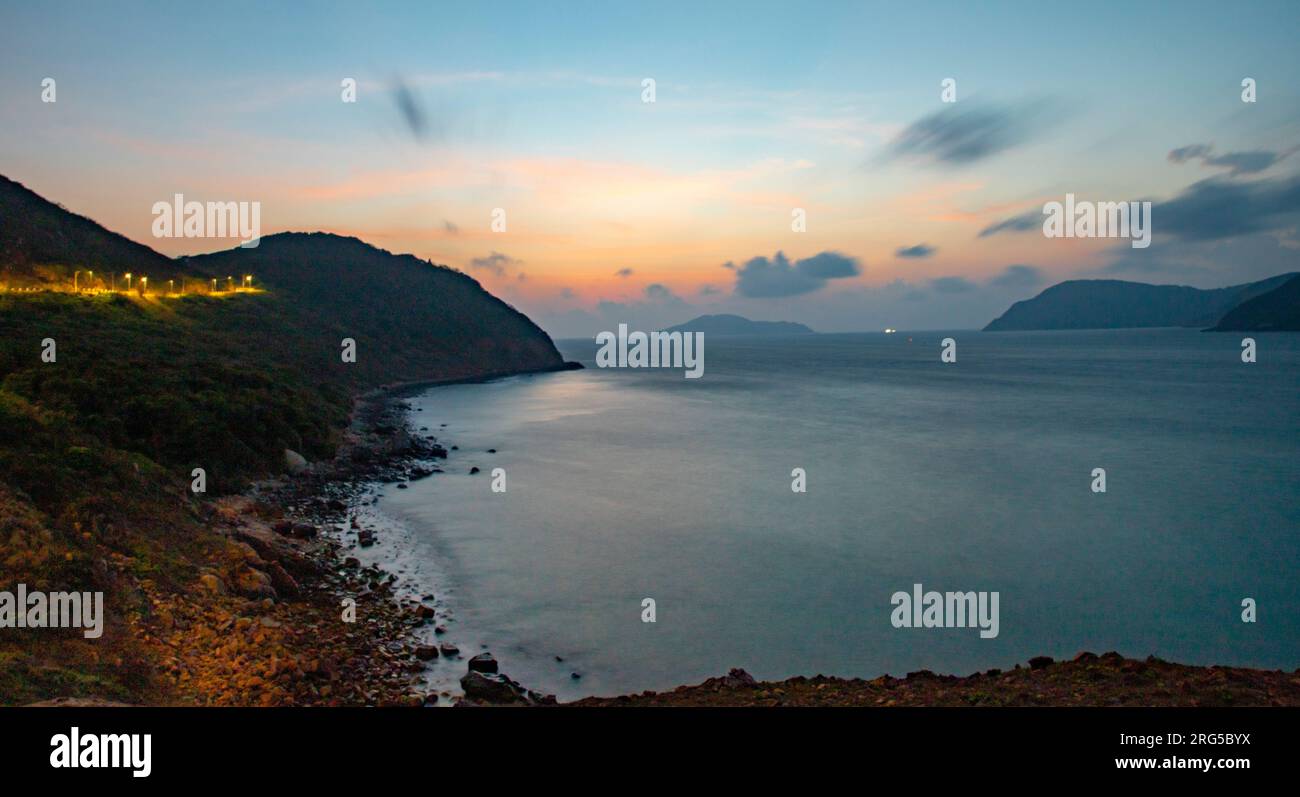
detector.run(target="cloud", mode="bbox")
[930,276,977,293]
[988,264,1043,288]
[643,283,679,301]
[1153,174,1300,241]
[615,267,634,278]
[392,78,432,141]
[884,99,1056,166]
[468,251,519,276]
[980,172,1300,243]
[728,250,862,298]
[895,243,936,259]
[1168,143,1294,176]
[978,210,1042,238]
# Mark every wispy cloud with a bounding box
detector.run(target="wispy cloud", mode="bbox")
[1167,143,1296,176]
[883,99,1059,166]
[895,243,936,259]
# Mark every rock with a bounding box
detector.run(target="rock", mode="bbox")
[234,567,278,601]
[290,522,318,539]
[284,448,309,474]
[357,529,376,547]
[415,604,436,619]
[721,668,757,688]
[467,653,498,674]
[414,645,439,661]
[459,671,553,705]
[439,642,460,657]
[487,448,497,453]
[469,467,480,475]
[271,519,294,535]
[266,561,300,597]
[396,483,408,489]
[571,672,581,680]
[197,573,227,596]
[1028,656,1054,671]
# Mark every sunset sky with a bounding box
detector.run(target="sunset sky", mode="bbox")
[3,0,1299,335]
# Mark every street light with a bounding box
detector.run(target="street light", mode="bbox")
[87,271,93,292]
[125,273,132,291]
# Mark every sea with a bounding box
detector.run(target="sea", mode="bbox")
[361,328,1300,702]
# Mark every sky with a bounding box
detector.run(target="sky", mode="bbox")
[2,0,1299,336]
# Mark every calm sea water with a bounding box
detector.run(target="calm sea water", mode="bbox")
[379,329,1300,701]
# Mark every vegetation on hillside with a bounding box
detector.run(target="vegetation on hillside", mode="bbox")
[0,181,567,703]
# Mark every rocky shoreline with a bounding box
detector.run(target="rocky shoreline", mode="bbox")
[577,654,1300,707]
[166,380,561,707]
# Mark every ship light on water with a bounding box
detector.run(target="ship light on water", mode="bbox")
[884,328,897,334]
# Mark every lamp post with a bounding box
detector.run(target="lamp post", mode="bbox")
[74,270,80,292]
[140,276,147,296]
[125,273,132,291]
[87,271,93,292]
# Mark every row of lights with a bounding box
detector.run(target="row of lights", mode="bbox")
[62,271,254,295]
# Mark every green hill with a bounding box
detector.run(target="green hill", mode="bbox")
[0,175,194,288]
[0,177,568,704]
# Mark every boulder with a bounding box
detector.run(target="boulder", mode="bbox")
[414,645,439,661]
[233,567,278,601]
[283,449,309,474]
[459,671,555,706]
[467,652,498,674]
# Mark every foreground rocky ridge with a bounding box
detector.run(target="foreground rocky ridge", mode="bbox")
[575,654,1300,707]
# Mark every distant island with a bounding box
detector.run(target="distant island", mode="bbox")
[663,314,814,336]
[1211,274,1300,331]
[983,274,1298,332]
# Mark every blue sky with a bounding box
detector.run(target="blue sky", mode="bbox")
[2,0,1298,334]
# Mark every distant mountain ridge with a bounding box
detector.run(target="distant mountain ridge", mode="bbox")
[1211,274,1300,331]
[663,314,814,336]
[984,274,1298,331]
